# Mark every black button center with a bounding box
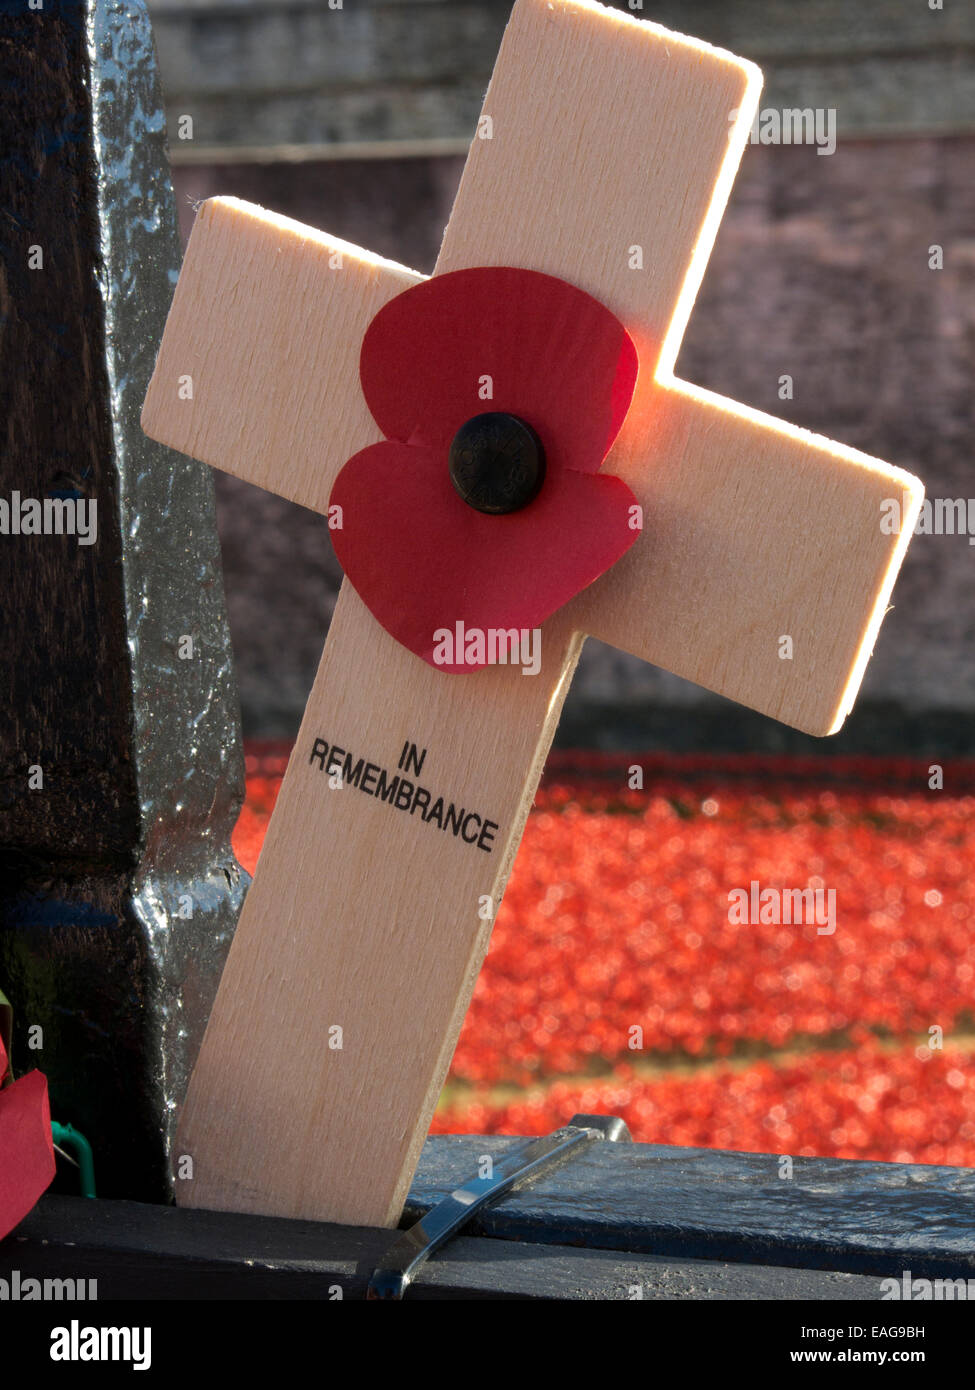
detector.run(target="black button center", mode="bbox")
[448,412,545,515]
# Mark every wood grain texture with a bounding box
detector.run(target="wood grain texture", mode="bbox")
[570,381,923,736]
[142,197,423,515]
[435,0,758,345]
[145,0,920,1228]
[177,594,583,1225]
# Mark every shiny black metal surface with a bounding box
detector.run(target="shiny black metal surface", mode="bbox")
[8,1130,974,1299]
[407,1137,975,1278]
[0,0,248,1200]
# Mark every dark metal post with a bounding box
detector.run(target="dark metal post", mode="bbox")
[0,0,248,1200]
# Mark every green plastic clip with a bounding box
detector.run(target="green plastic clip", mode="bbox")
[51,1122,96,1199]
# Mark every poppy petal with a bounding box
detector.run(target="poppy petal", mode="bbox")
[0,1059,55,1240]
[359,268,638,474]
[330,440,639,668]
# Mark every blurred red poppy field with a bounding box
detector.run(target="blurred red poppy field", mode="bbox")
[235,746,975,1166]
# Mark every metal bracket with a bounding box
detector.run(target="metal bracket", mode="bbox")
[367,1113,631,1299]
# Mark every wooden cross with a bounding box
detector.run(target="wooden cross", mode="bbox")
[142,0,922,1228]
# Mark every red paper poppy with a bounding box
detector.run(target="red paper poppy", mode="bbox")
[330,267,641,670]
[0,1037,55,1240]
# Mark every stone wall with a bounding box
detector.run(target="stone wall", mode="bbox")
[148,0,975,150]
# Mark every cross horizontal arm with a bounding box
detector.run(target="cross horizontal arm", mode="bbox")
[569,380,924,736]
[141,198,423,516]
